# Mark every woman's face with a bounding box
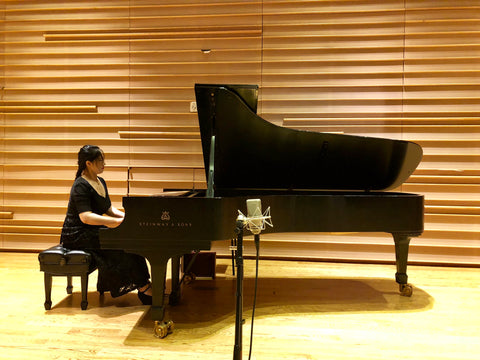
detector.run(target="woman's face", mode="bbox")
[87,156,105,175]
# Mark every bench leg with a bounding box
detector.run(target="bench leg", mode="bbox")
[80,273,89,310]
[44,273,52,310]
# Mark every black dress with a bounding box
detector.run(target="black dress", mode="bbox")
[60,176,150,298]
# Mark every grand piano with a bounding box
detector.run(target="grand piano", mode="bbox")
[100,84,424,337]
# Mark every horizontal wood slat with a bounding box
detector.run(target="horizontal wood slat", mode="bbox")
[0,105,97,112]
[44,27,262,41]
[0,212,14,219]
[118,131,200,139]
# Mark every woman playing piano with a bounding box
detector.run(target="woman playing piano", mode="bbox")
[60,145,152,305]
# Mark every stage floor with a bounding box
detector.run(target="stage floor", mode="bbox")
[1,252,479,360]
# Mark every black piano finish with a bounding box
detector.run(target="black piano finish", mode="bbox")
[195,84,422,193]
[102,192,423,248]
[99,84,424,330]
[101,191,423,323]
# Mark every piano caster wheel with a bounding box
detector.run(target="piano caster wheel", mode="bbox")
[399,283,413,297]
[154,320,174,338]
[184,273,196,285]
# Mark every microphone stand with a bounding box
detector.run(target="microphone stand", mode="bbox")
[233,203,270,360]
[233,217,245,360]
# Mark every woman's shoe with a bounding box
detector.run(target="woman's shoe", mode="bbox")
[137,284,152,305]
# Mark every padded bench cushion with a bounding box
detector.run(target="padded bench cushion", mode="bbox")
[38,245,96,275]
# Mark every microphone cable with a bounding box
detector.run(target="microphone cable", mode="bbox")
[248,233,261,360]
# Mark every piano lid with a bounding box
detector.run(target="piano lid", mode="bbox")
[195,84,423,194]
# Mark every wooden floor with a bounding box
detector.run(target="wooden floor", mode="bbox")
[1,252,479,360]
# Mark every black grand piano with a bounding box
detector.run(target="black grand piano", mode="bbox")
[100,84,424,337]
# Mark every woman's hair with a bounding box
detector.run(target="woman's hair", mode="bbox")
[75,145,104,179]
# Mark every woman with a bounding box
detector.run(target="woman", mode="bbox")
[60,145,152,305]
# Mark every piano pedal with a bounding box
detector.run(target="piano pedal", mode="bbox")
[399,283,413,297]
[183,272,196,285]
[154,320,174,338]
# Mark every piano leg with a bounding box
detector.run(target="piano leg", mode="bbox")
[392,233,413,297]
[169,256,181,305]
[149,257,175,338]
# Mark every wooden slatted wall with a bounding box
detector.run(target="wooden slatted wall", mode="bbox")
[1,3,4,225]
[256,0,480,266]
[0,0,478,267]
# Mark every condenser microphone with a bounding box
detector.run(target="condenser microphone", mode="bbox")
[246,198,263,235]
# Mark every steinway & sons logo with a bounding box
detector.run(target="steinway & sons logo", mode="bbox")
[139,210,193,228]
[161,211,170,221]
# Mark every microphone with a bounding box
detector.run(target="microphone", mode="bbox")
[246,199,263,235]
[237,199,272,235]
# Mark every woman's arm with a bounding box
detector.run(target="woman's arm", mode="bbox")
[79,211,123,228]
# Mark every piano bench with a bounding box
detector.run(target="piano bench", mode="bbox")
[38,245,97,311]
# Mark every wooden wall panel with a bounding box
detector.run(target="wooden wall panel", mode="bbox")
[248,0,479,266]
[0,2,5,248]
[0,0,478,267]
[402,2,480,267]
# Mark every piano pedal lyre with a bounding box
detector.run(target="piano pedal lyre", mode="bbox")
[154,320,174,338]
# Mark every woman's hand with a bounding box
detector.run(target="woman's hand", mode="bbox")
[106,206,125,220]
